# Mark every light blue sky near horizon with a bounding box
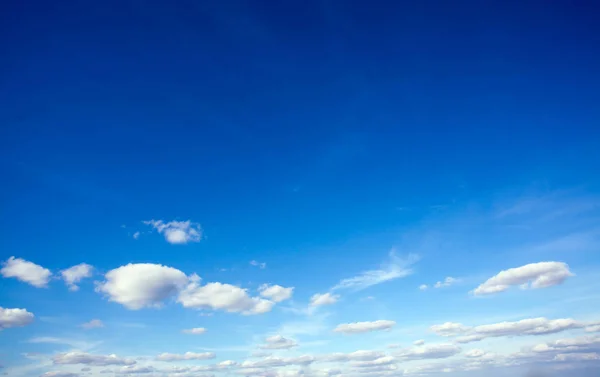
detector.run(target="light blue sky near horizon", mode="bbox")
[1,1,600,377]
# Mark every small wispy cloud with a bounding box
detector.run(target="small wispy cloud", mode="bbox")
[332,251,419,291]
[142,219,202,245]
[250,260,266,269]
[80,319,104,329]
[27,337,101,351]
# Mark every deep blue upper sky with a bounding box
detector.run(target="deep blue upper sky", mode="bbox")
[2,0,599,265]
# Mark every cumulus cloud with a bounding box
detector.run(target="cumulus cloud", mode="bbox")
[259,335,298,350]
[250,260,266,269]
[395,344,462,360]
[431,317,596,343]
[1,257,52,288]
[143,220,202,244]
[241,355,315,369]
[465,349,486,358]
[333,320,395,334]
[332,252,418,291]
[118,365,155,374]
[178,275,274,315]
[95,263,189,310]
[61,263,94,291]
[182,327,206,335]
[80,319,104,329]
[0,307,34,329]
[258,284,294,303]
[318,350,386,363]
[413,340,425,346]
[155,352,216,361]
[419,284,428,291]
[309,293,339,307]
[473,262,573,295]
[53,352,136,366]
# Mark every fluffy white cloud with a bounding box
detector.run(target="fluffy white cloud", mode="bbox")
[431,317,595,343]
[156,352,216,361]
[350,356,396,368]
[95,263,189,310]
[241,355,315,368]
[332,252,418,291]
[333,320,395,334]
[473,261,573,295]
[118,365,155,374]
[182,327,206,335]
[258,284,294,303]
[419,284,428,291]
[61,263,94,291]
[53,352,136,366]
[143,220,202,244]
[395,344,462,360]
[250,260,266,269]
[434,277,458,288]
[309,293,339,307]
[80,319,104,329]
[178,275,274,315]
[1,256,52,288]
[465,349,486,358]
[0,307,34,329]
[259,335,298,350]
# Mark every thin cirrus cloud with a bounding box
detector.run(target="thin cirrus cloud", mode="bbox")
[61,263,94,291]
[155,352,216,361]
[0,307,34,329]
[80,319,104,329]
[331,251,418,292]
[142,219,202,245]
[309,293,339,307]
[53,352,136,366]
[182,327,207,335]
[472,261,574,295]
[250,260,267,269]
[333,320,396,334]
[1,256,52,288]
[430,316,600,343]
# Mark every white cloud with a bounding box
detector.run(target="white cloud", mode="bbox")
[182,327,206,335]
[554,352,600,361]
[53,352,136,366]
[118,365,155,374]
[240,355,315,368]
[61,263,94,291]
[464,349,486,358]
[28,337,100,351]
[413,340,425,346]
[132,231,140,240]
[1,256,52,288]
[41,372,80,377]
[258,284,294,303]
[473,261,573,295]
[178,275,274,315]
[155,352,216,361]
[332,251,418,291]
[95,263,189,310]
[250,260,266,269]
[80,319,104,329]
[0,307,34,329]
[419,284,428,291]
[395,344,462,360]
[143,219,202,245]
[318,350,386,362]
[309,293,339,307]
[431,317,596,343]
[333,320,396,334]
[434,277,458,289]
[258,335,298,350]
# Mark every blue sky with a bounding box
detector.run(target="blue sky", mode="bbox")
[1,1,600,377]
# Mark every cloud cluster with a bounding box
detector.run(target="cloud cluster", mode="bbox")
[473,262,573,295]
[333,320,396,334]
[431,317,597,343]
[143,219,202,244]
[395,344,462,360]
[1,256,52,288]
[0,307,34,329]
[60,263,94,291]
